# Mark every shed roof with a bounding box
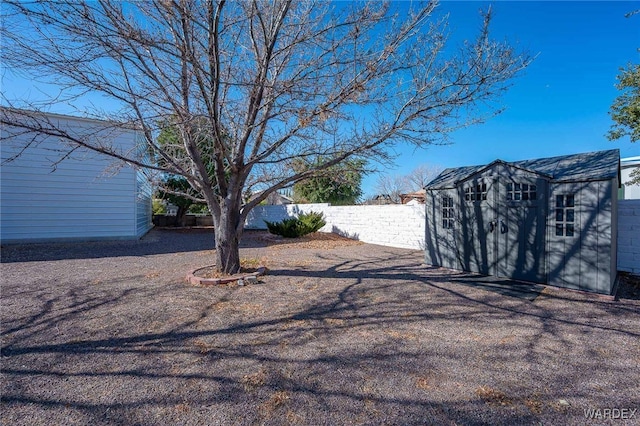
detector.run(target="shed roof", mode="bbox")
[426,149,620,189]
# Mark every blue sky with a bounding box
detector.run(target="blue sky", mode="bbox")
[2,1,638,198]
[361,0,640,195]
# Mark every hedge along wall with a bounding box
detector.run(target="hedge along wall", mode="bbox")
[618,199,640,274]
[244,203,426,250]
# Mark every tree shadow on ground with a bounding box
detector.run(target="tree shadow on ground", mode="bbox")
[2,242,639,425]
[1,228,232,263]
[0,229,312,263]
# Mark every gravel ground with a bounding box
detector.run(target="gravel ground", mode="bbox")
[1,228,639,426]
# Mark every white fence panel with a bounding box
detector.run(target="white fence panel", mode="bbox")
[245,203,425,250]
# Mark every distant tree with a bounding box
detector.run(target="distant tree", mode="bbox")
[374,174,410,204]
[157,176,198,226]
[608,63,640,144]
[374,164,442,203]
[607,63,640,185]
[607,10,639,185]
[293,158,365,205]
[156,118,209,225]
[1,1,531,274]
[152,199,167,215]
[405,164,444,190]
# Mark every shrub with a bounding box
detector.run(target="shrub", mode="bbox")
[153,199,167,215]
[265,211,326,238]
[298,211,326,233]
[188,203,210,214]
[265,217,300,238]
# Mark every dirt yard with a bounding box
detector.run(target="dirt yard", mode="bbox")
[1,229,639,425]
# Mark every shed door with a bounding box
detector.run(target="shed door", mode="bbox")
[494,177,547,283]
[459,178,496,276]
[458,174,546,283]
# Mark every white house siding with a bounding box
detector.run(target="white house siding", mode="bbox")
[135,168,154,238]
[620,157,639,199]
[1,112,151,243]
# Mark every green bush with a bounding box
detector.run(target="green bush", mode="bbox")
[152,199,166,215]
[265,217,300,238]
[265,211,326,238]
[188,203,209,214]
[298,211,326,233]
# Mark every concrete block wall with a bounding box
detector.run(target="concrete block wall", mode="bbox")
[618,199,640,274]
[244,203,330,230]
[244,203,425,250]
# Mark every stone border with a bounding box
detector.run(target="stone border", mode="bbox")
[186,265,266,286]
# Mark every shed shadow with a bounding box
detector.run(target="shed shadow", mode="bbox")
[449,275,545,301]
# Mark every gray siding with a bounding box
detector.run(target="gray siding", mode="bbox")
[546,180,616,294]
[425,150,619,295]
[426,164,548,283]
[425,189,459,271]
[1,114,149,242]
[609,179,619,289]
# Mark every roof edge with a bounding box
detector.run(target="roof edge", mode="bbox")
[1,106,142,131]
[453,159,554,186]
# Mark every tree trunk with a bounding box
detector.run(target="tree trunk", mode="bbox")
[175,206,187,227]
[213,201,242,274]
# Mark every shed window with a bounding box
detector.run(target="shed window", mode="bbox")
[442,197,454,229]
[506,182,537,201]
[464,182,487,201]
[555,194,576,237]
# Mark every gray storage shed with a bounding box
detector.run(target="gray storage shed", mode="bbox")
[424,149,620,295]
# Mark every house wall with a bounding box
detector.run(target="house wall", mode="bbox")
[618,199,640,274]
[133,130,154,238]
[135,169,154,238]
[245,203,425,250]
[1,114,150,243]
[620,158,639,199]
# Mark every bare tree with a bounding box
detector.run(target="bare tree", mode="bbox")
[374,174,411,204]
[1,0,530,274]
[374,164,443,203]
[406,164,444,191]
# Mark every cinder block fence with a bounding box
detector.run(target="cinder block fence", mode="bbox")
[245,200,639,274]
[245,203,425,250]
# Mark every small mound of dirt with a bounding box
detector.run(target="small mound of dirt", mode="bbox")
[257,232,362,250]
